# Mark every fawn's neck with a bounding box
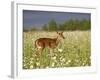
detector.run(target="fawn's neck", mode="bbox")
[55,36,61,45]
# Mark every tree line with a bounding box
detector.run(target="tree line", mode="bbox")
[24,19,91,32]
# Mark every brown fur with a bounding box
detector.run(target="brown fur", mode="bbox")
[34,32,65,56]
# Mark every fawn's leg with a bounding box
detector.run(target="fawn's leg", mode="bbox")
[49,49,54,56]
[36,47,44,56]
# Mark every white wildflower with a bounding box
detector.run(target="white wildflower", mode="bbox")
[51,56,56,60]
[31,38,34,41]
[30,61,33,64]
[60,56,63,60]
[30,58,34,60]
[36,62,40,66]
[46,66,49,68]
[51,63,55,67]
[66,60,71,65]
[68,60,71,63]
[24,64,26,67]
[82,63,85,66]
[66,62,69,65]
[61,58,66,62]
[58,48,63,52]
[32,48,34,50]
[30,65,33,69]
[61,63,63,65]
[75,59,79,62]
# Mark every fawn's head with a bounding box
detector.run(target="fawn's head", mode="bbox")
[56,31,65,39]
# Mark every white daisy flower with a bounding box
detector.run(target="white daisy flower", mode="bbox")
[46,66,49,68]
[60,56,63,60]
[51,63,55,67]
[30,65,33,69]
[61,58,66,62]
[82,63,85,66]
[36,62,40,66]
[68,60,71,63]
[58,48,63,52]
[66,62,69,65]
[52,56,56,60]
[30,58,34,60]
[30,61,33,64]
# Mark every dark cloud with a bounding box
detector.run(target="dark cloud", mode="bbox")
[23,10,91,29]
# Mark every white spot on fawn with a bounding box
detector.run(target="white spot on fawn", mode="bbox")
[37,46,42,49]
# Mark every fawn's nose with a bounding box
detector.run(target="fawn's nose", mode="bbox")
[63,37,65,39]
[62,36,65,39]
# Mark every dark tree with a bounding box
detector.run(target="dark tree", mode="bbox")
[48,19,58,31]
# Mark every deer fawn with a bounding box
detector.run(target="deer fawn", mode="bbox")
[34,31,65,56]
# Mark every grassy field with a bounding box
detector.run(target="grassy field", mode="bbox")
[23,31,91,69]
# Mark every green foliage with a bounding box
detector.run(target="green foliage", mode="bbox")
[24,19,91,31]
[58,19,91,31]
[80,19,91,30]
[42,24,48,31]
[48,19,57,31]
[23,31,91,69]
[42,19,91,31]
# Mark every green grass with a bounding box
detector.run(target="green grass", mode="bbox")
[23,31,91,69]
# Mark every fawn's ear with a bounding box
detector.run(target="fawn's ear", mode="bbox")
[56,31,59,34]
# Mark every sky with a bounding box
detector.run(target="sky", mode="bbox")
[23,10,91,29]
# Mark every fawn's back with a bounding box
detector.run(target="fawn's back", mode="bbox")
[34,32,65,56]
[35,38,57,49]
